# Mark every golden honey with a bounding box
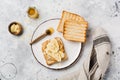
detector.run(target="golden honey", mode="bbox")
[27,7,39,19]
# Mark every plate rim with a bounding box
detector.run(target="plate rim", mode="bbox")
[30,18,82,70]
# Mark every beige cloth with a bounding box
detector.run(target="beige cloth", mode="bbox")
[58,28,111,80]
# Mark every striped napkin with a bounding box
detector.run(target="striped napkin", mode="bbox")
[58,27,111,80]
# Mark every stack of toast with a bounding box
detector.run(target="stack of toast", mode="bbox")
[57,11,88,42]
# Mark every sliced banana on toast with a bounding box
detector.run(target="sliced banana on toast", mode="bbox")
[42,37,68,65]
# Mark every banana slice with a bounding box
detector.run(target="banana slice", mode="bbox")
[46,50,61,62]
[47,39,59,52]
[54,53,61,62]
[59,51,65,58]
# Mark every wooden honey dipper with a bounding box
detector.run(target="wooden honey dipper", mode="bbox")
[30,28,54,45]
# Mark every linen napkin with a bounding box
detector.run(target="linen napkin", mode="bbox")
[58,27,111,80]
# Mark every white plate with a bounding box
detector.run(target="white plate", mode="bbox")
[31,18,82,69]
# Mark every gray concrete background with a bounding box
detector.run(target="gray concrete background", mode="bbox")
[0,0,120,80]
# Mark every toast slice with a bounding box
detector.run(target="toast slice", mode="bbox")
[42,37,67,65]
[57,11,85,32]
[63,20,88,42]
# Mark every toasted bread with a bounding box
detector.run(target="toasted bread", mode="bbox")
[63,20,88,42]
[42,37,67,65]
[57,11,85,32]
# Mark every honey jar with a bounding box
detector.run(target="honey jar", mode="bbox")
[27,7,39,19]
